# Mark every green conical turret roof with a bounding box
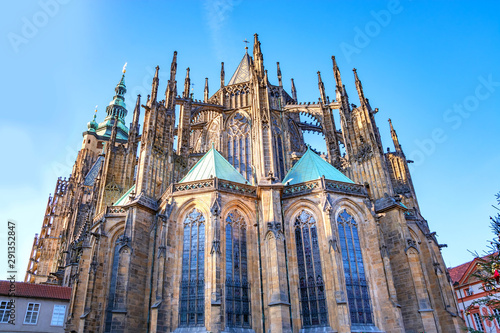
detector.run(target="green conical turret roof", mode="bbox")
[282,148,353,185]
[180,146,247,184]
[95,67,129,140]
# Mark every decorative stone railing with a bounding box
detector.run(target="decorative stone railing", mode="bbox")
[283,178,366,198]
[166,178,257,198]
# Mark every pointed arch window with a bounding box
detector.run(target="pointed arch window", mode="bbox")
[179,209,205,327]
[104,236,122,332]
[227,112,252,181]
[225,210,251,328]
[272,119,285,180]
[337,209,373,325]
[295,210,328,327]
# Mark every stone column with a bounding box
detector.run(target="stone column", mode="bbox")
[210,193,223,333]
[259,180,291,333]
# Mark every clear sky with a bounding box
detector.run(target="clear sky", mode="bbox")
[1,0,499,281]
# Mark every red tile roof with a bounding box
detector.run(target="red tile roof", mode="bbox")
[448,260,472,284]
[448,252,498,284]
[0,281,71,300]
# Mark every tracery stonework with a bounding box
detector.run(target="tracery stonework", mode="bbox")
[26,34,463,333]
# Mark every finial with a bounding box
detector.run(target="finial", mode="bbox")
[243,38,249,52]
[122,62,127,73]
[93,105,98,120]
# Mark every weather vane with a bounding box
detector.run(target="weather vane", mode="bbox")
[243,39,249,51]
[122,62,127,73]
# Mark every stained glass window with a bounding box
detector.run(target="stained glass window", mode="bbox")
[226,210,251,328]
[295,210,328,327]
[337,209,373,325]
[105,237,122,332]
[179,209,206,327]
[227,112,252,181]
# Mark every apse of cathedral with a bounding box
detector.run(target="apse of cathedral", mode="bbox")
[25,34,463,333]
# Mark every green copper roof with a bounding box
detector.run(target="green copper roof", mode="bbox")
[282,148,354,185]
[180,146,247,184]
[228,52,252,85]
[95,72,129,140]
[113,184,136,206]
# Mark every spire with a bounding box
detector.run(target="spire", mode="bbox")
[277,62,282,87]
[291,78,297,102]
[109,115,119,148]
[220,62,225,88]
[353,68,366,107]
[165,52,177,110]
[169,51,177,81]
[150,65,160,104]
[388,119,402,152]
[129,95,141,142]
[183,67,191,98]
[204,78,209,103]
[331,56,343,92]
[317,71,327,104]
[253,33,264,77]
[97,65,129,140]
[105,66,127,120]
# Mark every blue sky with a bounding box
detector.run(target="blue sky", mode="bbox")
[1,0,499,280]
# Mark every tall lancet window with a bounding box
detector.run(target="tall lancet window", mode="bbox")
[104,237,122,333]
[179,209,205,327]
[272,119,286,180]
[294,210,328,327]
[227,112,252,181]
[225,210,251,328]
[337,209,373,325]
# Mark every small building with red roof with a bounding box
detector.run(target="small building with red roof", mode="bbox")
[449,254,500,332]
[0,281,71,332]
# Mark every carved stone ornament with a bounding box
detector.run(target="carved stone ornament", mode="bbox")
[267,221,284,240]
[354,141,373,163]
[210,239,221,255]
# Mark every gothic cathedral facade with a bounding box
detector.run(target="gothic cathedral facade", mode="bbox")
[26,35,462,333]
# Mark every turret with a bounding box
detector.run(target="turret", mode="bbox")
[353,68,372,111]
[317,71,327,104]
[95,64,129,140]
[253,34,264,78]
[150,66,160,105]
[183,68,191,98]
[165,52,177,110]
[332,56,344,99]
[291,78,297,102]
[128,95,141,144]
[389,118,402,153]
[277,62,282,87]
[220,62,225,88]
[204,78,209,103]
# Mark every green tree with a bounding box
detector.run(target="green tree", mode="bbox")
[467,192,500,332]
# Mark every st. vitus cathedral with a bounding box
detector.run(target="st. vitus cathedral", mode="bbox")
[25,34,462,333]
